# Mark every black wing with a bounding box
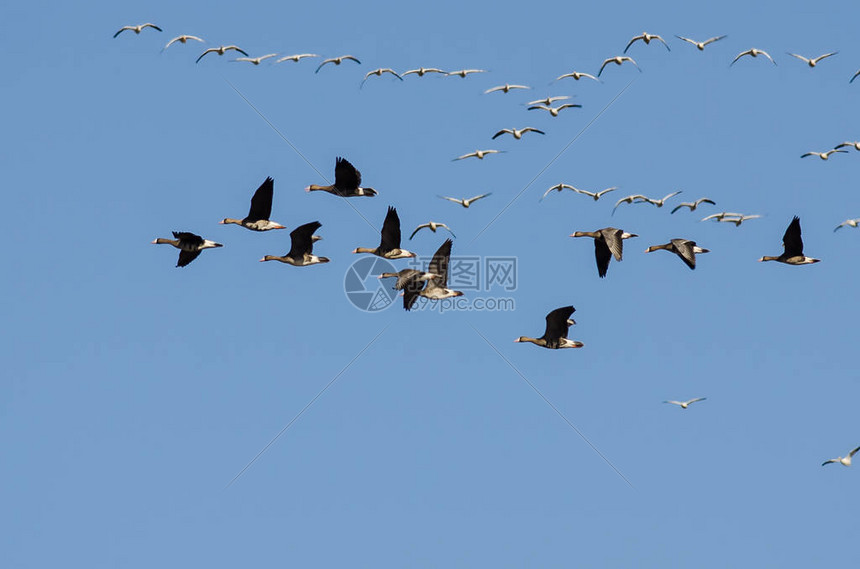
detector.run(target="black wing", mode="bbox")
[378,206,402,253]
[428,239,453,289]
[403,276,425,311]
[543,306,575,345]
[246,176,274,221]
[594,237,612,278]
[782,216,804,257]
[334,157,361,193]
[177,249,201,267]
[172,231,203,246]
[287,221,322,259]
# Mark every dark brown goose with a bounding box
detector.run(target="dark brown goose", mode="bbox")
[220,177,286,231]
[151,231,222,267]
[352,206,415,259]
[260,221,328,266]
[515,306,583,349]
[401,239,463,311]
[305,157,377,197]
[645,239,709,270]
[758,216,820,265]
[571,228,638,278]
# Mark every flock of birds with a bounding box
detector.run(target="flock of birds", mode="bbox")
[120,22,857,468]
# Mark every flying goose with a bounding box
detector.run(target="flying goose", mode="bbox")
[410,222,456,240]
[484,83,531,94]
[801,149,848,160]
[556,70,600,82]
[834,218,860,231]
[645,239,709,270]
[162,35,204,51]
[453,149,504,161]
[233,54,278,65]
[114,23,162,38]
[438,193,492,208]
[260,221,328,266]
[637,191,682,208]
[445,69,487,77]
[759,216,820,265]
[151,231,222,267]
[360,68,403,87]
[402,67,446,77]
[835,141,860,151]
[731,48,776,66]
[663,397,707,409]
[219,176,285,231]
[671,197,716,214]
[571,227,638,278]
[541,183,579,200]
[701,211,745,222]
[624,32,670,53]
[305,157,377,197]
[719,214,761,227]
[675,35,727,51]
[401,239,464,310]
[527,103,582,116]
[352,206,415,259]
[612,194,649,214]
[492,127,545,140]
[787,51,838,67]
[276,53,319,63]
[315,55,361,73]
[378,269,440,290]
[822,446,860,467]
[598,56,641,77]
[515,306,583,349]
[573,186,618,201]
[196,45,248,63]
[528,95,572,106]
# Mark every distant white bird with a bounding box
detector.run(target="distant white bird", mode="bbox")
[801,149,849,160]
[528,95,571,106]
[731,48,776,66]
[233,53,278,65]
[851,69,860,84]
[671,198,716,214]
[360,68,403,87]
[719,214,762,227]
[315,55,361,73]
[572,186,618,201]
[787,51,838,67]
[598,56,641,77]
[453,149,504,161]
[445,69,486,77]
[663,397,706,409]
[114,23,162,38]
[276,53,319,63]
[612,194,649,214]
[484,83,531,94]
[636,191,682,208]
[675,34,727,51]
[196,45,248,63]
[624,32,670,53]
[701,212,745,222]
[438,193,492,208]
[556,70,600,82]
[162,35,204,51]
[410,222,456,240]
[492,127,545,140]
[541,183,579,200]
[822,446,860,467]
[402,67,445,77]
[835,141,860,151]
[527,103,582,117]
[834,218,860,232]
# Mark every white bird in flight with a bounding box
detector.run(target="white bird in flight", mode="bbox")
[556,70,600,82]
[453,149,504,161]
[541,183,579,200]
[196,45,248,63]
[822,446,860,467]
[663,398,707,409]
[360,68,403,87]
[233,54,278,65]
[731,48,776,66]
[402,67,446,77]
[718,214,762,227]
[834,218,860,232]
[701,212,745,222]
[636,191,682,208]
[624,32,670,53]
[276,53,319,63]
[445,69,486,77]
[315,55,361,73]
[114,23,162,38]
[612,194,649,214]
[162,35,204,51]
[528,95,571,106]
[572,186,618,201]
[671,198,716,213]
[438,193,492,208]
[484,83,531,94]
[801,149,849,160]
[527,103,581,117]
[410,222,456,240]
[598,56,641,77]
[675,34,727,51]
[835,141,860,151]
[492,127,545,140]
[787,51,838,67]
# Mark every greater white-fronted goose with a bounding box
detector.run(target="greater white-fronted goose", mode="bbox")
[758,216,820,265]
[834,218,860,232]
[663,397,706,409]
[675,35,727,51]
[360,68,403,87]
[233,54,278,65]
[453,149,504,161]
[196,45,248,63]
[645,239,709,270]
[410,221,455,240]
[305,157,377,197]
[352,206,415,259]
[152,231,223,267]
[260,221,328,266]
[220,176,286,231]
[438,193,492,208]
[114,23,162,38]
[822,446,860,467]
[571,227,638,278]
[671,198,715,213]
[787,51,837,67]
[527,103,582,117]
[801,149,848,160]
[402,239,464,310]
[315,55,361,73]
[378,269,440,290]
[624,32,670,53]
[598,56,641,77]
[162,35,204,51]
[484,83,531,94]
[492,127,545,140]
[731,48,776,66]
[515,306,583,349]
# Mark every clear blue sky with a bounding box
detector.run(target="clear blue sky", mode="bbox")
[4,1,859,566]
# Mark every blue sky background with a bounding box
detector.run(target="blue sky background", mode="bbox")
[3,1,860,566]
